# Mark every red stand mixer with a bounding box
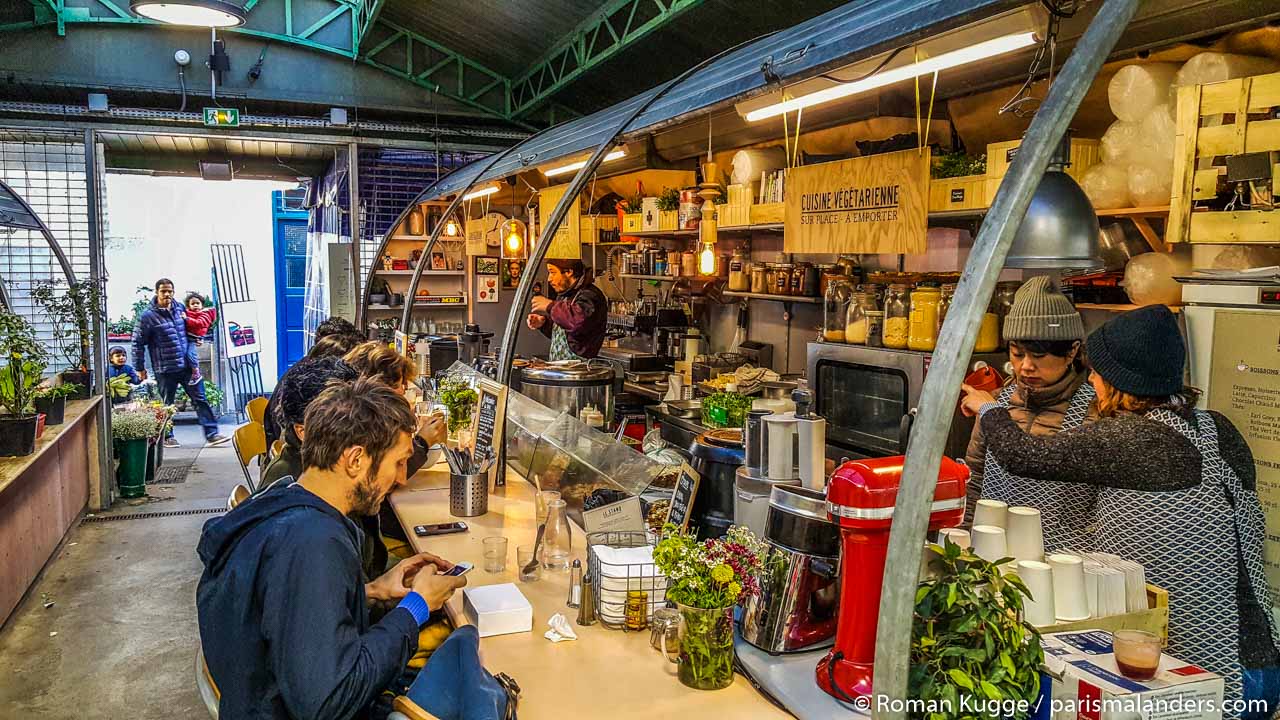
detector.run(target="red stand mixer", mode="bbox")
[816,456,969,701]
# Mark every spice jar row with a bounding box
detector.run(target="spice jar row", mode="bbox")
[823,280,1019,352]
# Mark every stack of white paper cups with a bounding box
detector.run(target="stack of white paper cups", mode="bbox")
[937,527,971,549]
[1049,553,1090,621]
[972,499,1009,528]
[1016,560,1056,626]
[1006,506,1044,562]
[971,525,1008,563]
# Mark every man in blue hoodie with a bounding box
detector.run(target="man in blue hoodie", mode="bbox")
[197,377,466,720]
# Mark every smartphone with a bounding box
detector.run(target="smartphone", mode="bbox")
[443,562,473,577]
[414,522,468,537]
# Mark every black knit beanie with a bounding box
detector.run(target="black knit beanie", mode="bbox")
[1085,304,1184,397]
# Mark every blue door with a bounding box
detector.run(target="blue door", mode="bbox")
[272,190,308,379]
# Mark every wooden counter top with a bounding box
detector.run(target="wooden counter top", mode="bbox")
[0,397,101,497]
[390,466,790,720]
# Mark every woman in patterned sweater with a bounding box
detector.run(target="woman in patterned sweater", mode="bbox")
[962,304,1280,717]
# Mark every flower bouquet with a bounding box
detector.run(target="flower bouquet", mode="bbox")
[653,525,767,690]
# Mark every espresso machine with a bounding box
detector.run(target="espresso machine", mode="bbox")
[817,456,969,700]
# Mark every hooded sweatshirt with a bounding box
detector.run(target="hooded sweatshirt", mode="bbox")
[196,482,421,720]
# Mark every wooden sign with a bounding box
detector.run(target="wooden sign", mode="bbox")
[784,148,930,255]
[665,462,701,533]
[467,377,509,485]
[582,496,646,535]
[538,183,581,260]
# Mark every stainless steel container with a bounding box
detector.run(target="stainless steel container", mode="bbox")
[450,472,488,517]
[733,466,799,539]
[518,361,616,425]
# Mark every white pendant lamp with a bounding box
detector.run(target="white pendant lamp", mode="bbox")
[130,0,246,27]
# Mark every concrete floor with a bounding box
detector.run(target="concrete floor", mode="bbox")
[0,420,242,720]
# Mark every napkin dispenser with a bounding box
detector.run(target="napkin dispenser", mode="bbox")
[463,584,534,638]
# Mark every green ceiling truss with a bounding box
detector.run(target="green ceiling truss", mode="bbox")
[508,0,707,119]
[0,0,691,125]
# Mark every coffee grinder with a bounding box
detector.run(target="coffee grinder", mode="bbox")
[816,456,969,700]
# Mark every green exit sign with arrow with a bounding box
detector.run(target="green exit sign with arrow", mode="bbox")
[203,108,240,127]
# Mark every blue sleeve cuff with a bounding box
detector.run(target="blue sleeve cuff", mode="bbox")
[978,402,1000,418]
[397,591,431,626]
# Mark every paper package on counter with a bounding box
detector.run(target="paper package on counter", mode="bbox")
[1040,631,1224,720]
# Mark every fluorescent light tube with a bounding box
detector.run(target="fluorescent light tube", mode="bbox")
[544,149,627,178]
[462,186,500,201]
[745,32,1038,122]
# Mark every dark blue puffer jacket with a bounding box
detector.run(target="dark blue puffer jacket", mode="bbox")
[132,298,190,374]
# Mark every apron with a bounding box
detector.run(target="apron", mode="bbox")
[982,380,1098,552]
[549,324,585,362]
[1093,409,1280,707]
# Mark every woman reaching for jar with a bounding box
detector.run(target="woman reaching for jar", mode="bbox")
[961,304,1280,717]
[964,275,1099,550]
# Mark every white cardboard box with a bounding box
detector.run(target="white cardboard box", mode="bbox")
[463,584,533,638]
[1040,631,1224,720]
[641,197,659,231]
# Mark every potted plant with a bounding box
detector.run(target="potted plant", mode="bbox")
[908,540,1044,719]
[653,525,768,690]
[112,408,158,498]
[369,278,391,306]
[0,311,48,457]
[32,382,80,425]
[175,380,224,414]
[32,279,104,398]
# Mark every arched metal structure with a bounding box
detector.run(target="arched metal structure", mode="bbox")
[0,178,78,285]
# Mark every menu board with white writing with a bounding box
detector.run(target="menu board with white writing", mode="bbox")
[468,378,508,485]
[665,463,701,533]
[1209,310,1280,608]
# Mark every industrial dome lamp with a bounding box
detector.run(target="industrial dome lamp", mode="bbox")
[130,0,247,27]
[1004,133,1103,270]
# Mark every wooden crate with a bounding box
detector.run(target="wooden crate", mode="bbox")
[579,215,618,244]
[986,138,1100,202]
[1038,584,1170,646]
[726,184,753,206]
[750,202,785,225]
[929,174,988,212]
[1168,69,1280,244]
[720,204,751,228]
[657,210,679,231]
[621,213,643,234]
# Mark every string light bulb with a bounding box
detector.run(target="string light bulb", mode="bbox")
[504,223,524,254]
[698,242,716,275]
[444,218,460,237]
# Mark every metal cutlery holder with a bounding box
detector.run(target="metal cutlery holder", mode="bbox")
[449,472,488,517]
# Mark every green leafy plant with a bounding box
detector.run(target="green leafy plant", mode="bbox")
[0,311,48,417]
[653,524,767,608]
[909,540,1043,720]
[176,380,224,410]
[931,152,987,179]
[31,279,104,371]
[34,383,81,400]
[438,375,477,433]
[656,187,680,212]
[109,286,154,337]
[108,374,134,400]
[111,408,160,441]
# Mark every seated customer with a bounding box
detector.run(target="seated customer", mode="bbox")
[263,318,364,447]
[258,356,353,494]
[197,378,466,720]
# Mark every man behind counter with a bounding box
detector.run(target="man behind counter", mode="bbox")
[526,258,608,360]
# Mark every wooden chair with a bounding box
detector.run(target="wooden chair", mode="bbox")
[245,396,269,425]
[195,642,220,719]
[232,422,267,493]
[268,438,284,463]
[226,484,251,511]
[391,696,441,720]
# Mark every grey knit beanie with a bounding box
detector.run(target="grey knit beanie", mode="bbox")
[1003,276,1084,342]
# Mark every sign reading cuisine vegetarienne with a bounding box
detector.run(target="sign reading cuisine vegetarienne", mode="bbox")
[784,148,930,255]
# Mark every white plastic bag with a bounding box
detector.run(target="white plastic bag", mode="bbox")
[1101,120,1142,165]
[1125,249,1191,306]
[1175,52,1280,87]
[1080,163,1132,209]
[1109,63,1179,122]
[1128,160,1174,206]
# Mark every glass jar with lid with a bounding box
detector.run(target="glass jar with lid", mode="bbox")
[865,310,885,348]
[844,291,878,345]
[882,284,912,349]
[772,262,794,296]
[992,281,1021,348]
[823,278,852,342]
[750,263,767,293]
[937,283,958,336]
[908,285,942,351]
[727,249,749,291]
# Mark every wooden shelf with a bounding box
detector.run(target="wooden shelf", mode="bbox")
[1095,206,1171,218]
[620,223,784,238]
[723,290,821,304]
[367,302,468,311]
[618,274,678,282]
[375,270,465,276]
[1076,303,1181,313]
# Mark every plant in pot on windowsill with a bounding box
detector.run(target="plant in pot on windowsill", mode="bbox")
[653,524,768,691]
[908,539,1044,720]
[32,279,104,399]
[0,311,49,457]
[33,382,81,425]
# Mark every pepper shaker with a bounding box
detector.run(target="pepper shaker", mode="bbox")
[576,575,596,626]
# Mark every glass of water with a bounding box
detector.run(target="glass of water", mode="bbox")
[482,536,508,573]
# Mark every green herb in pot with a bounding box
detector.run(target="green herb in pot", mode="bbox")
[701,391,753,428]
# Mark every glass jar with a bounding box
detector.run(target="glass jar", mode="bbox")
[675,604,735,690]
[975,309,1001,352]
[937,283,958,334]
[993,281,1021,348]
[908,285,942,351]
[650,607,681,663]
[625,590,649,631]
[823,278,852,343]
[865,310,885,348]
[727,249,749,291]
[542,499,572,570]
[844,291,877,345]
[772,262,794,296]
[750,264,768,293]
[882,284,911,349]
[814,264,842,295]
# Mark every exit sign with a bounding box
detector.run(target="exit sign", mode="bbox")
[203,108,240,127]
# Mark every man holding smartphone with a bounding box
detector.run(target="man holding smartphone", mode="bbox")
[197,378,466,720]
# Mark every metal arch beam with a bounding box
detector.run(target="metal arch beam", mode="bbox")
[508,0,707,119]
[0,179,78,286]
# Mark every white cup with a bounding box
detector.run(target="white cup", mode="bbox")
[970,525,1008,563]
[973,499,1009,529]
[938,527,971,549]
[1006,506,1044,562]
[1016,560,1056,626]
[920,541,940,582]
[1049,553,1090,621]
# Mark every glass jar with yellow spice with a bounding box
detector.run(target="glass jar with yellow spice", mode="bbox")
[883,284,911,349]
[908,285,941,351]
[844,291,878,345]
[823,278,852,342]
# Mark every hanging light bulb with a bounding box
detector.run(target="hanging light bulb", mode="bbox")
[444,217,460,237]
[698,242,716,275]
[503,220,525,256]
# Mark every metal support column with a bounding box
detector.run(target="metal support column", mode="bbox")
[347,142,362,327]
[870,0,1141,715]
[83,129,112,510]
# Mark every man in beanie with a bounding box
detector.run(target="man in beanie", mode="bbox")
[961,305,1280,716]
[963,275,1099,550]
[527,258,607,360]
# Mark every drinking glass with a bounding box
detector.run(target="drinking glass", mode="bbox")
[517,546,540,582]
[482,536,508,573]
[536,490,562,525]
[542,499,572,571]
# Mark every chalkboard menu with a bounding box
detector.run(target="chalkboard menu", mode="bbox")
[665,462,701,532]
[468,378,508,483]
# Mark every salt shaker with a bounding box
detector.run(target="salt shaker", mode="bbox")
[567,559,583,608]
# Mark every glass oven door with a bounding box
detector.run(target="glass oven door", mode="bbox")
[814,359,909,457]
